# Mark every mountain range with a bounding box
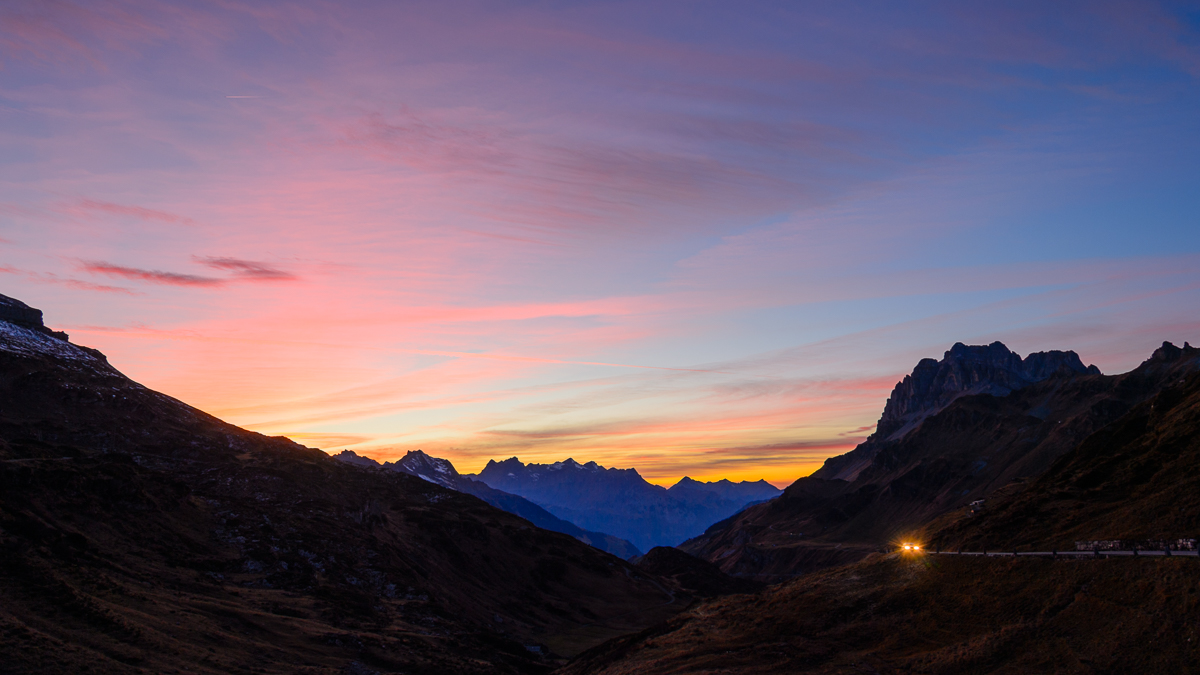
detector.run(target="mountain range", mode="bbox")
[332,449,641,559]
[680,340,1199,578]
[472,457,781,551]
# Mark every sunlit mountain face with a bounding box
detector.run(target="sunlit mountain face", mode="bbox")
[2,1,1199,487]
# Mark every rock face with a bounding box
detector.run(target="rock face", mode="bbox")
[473,458,780,552]
[816,342,1098,483]
[0,293,69,341]
[333,449,642,559]
[873,341,1099,445]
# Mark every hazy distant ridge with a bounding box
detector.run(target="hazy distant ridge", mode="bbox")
[472,457,781,551]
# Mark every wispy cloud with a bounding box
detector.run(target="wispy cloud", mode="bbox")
[195,256,296,281]
[81,261,223,287]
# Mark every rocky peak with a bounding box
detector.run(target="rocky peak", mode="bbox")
[331,449,382,468]
[0,293,69,341]
[390,450,460,489]
[874,341,1099,442]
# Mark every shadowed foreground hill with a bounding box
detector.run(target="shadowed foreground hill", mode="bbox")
[0,305,686,674]
[561,553,1200,675]
[633,547,762,598]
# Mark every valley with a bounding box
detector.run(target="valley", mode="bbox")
[2,295,1197,674]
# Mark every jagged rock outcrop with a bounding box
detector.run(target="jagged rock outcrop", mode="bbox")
[0,293,69,341]
[871,341,1099,445]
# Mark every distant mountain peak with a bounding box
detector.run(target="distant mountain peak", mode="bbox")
[333,449,641,558]
[331,449,381,468]
[873,341,1099,443]
[387,449,460,489]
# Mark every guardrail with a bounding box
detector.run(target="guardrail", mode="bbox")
[927,549,1199,558]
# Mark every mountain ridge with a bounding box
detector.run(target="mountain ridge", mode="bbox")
[680,340,1197,579]
[332,449,641,559]
[473,457,781,551]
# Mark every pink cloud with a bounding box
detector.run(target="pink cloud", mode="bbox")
[81,261,223,287]
[195,256,296,281]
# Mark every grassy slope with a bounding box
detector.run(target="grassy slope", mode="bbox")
[561,553,1200,675]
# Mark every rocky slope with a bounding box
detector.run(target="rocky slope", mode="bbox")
[820,341,1098,481]
[931,355,1200,552]
[333,449,640,559]
[680,341,1198,579]
[473,458,780,551]
[0,298,688,674]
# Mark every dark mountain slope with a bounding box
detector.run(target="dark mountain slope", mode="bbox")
[334,450,640,559]
[933,361,1200,551]
[563,343,1200,675]
[474,458,779,551]
[0,301,687,674]
[632,547,762,598]
[681,341,1199,579]
[560,553,1200,675]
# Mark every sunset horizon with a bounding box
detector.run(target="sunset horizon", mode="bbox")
[4,1,1198,489]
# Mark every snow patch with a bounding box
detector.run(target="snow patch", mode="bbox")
[0,322,97,365]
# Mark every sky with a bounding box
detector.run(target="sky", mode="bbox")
[1,1,1198,487]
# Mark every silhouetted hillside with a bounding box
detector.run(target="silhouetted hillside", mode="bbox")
[681,341,1199,579]
[0,297,686,674]
[933,358,1200,551]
